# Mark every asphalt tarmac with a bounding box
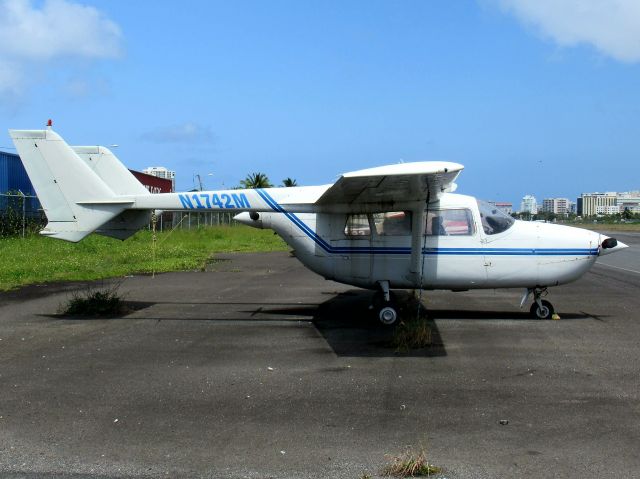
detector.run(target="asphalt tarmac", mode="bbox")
[1,234,639,479]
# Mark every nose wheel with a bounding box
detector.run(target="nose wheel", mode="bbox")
[530,299,554,319]
[523,287,555,319]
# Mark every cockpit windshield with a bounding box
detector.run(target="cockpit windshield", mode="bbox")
[477,200,515,235]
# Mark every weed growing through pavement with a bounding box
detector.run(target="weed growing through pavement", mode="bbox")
[390,297,433,352]
[382,447,441,477]
[60,281,127,317]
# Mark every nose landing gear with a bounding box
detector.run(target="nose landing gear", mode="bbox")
[522,287,555,319]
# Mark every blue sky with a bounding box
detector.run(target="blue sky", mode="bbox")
[1,0,639,206]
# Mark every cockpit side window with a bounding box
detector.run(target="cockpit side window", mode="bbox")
[477,200,515,235]
[373,211,412,236]
[425,209,474,236]
[344,214,371,236]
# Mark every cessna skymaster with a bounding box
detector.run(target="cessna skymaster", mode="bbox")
[10,127,627,325]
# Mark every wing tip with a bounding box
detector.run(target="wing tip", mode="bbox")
[342,161,464,178]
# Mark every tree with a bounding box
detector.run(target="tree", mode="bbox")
[240,172,272,189]
[281,177,298,187]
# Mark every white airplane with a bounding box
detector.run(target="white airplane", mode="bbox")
[10,127,627,325]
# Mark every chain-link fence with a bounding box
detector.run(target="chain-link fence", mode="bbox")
[164,211,238,231]
[0,192,45,238]
[1,192,239,238]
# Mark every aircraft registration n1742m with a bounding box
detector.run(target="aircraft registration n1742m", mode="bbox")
[10,126,627,325]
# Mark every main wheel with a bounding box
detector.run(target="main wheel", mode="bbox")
[530,300,554,319]
[378,305,399,326]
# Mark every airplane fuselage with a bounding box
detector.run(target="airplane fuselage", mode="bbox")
[238,192,606,291]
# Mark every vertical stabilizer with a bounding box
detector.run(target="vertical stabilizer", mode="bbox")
[72,146,150,196]
[9,129,130,242]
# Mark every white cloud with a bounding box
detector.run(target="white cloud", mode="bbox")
[0,0,122,99]
[0,59,22,95]
[63,75,110,99]
[141,123,216,144]
[495,0,640,63]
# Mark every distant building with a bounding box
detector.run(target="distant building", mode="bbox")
[130,170,173,194]
[542,198,572,216]
[1,150,36,196]
[143,166,176,191]
[520,195,538,214]
[617,191,640,214]
[596,205,620,215]
[488,202,513,215]
[0,150,41,216]
[569,202,577,214]
[580,192,617,216]
[130,170,174,226]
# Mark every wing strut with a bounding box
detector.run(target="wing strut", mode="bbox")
[409,195,428,284]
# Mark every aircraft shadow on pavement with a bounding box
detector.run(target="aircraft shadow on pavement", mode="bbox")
[43,291,603,357]
[310,290,447,358]
[425,309,599,321]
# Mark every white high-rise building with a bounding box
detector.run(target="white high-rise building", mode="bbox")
[580,192,617,217]
[143,166,175,191]
[520,195,538,214]
[596,205,620,215]
[542,198,572,216]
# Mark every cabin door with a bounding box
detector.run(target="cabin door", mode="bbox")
[330,213,373,281]
[421,208,487,288]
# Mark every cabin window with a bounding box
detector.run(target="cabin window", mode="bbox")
[344,214,371,236]
[477,200,515,235]
[426,209,474,236]
[373,211,412,236]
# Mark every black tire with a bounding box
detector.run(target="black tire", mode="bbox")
[530,300,554,319]
[371,290,399,326]
[377,305,399,326]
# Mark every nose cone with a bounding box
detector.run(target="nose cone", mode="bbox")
[599,235,629,256]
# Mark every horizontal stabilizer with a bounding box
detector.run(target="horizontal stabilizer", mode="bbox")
[96,210,152,240]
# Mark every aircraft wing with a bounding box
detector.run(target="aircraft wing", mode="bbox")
[315,161,464,209]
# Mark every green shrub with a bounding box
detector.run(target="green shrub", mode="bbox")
[61,284,126,317]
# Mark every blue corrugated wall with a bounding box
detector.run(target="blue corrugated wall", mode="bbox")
[0,150,41,214]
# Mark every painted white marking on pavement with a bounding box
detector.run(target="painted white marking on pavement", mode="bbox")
[596,263,640,275]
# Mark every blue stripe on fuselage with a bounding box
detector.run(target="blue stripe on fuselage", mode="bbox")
[255,189,598,257]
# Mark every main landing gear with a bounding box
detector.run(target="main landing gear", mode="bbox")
[372,280,399,326]
[522,287,555,320]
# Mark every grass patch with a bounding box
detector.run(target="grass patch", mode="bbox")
[389,297,433,352]
[61,283,126,317]
[383,448,441,477]
[0,226,288,291]
[390,316,433,352]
